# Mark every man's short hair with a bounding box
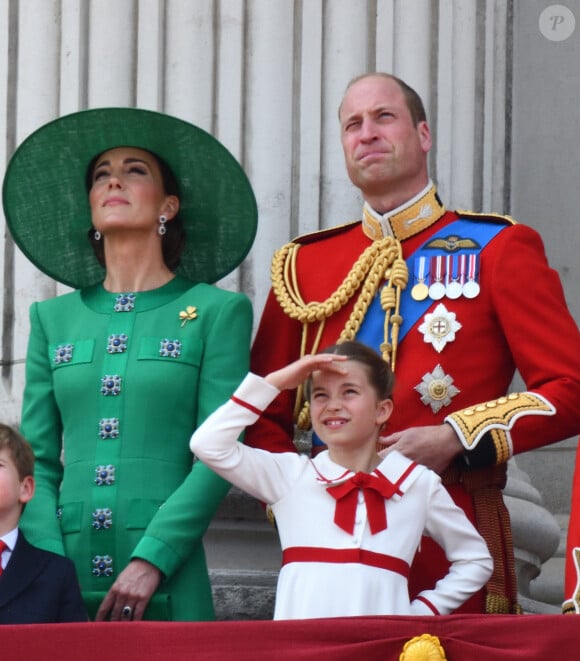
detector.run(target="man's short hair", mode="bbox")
[340,72,427,126]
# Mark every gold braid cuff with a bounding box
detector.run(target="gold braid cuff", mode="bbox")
[562,547,580,614]
[271,236,407,430]
[445,391,556,453]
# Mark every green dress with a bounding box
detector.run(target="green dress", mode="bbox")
[19,276,252,621]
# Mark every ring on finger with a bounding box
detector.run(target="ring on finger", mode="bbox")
[121,605,132,619]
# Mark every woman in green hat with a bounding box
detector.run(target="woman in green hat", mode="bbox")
[2,108,258,621]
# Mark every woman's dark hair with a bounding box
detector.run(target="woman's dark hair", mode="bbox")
[86,149,186,271]
[305,340,395,401]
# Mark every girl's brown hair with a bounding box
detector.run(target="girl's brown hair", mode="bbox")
[305,340,395,401]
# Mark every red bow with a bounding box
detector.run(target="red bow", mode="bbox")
[326,472,399,535]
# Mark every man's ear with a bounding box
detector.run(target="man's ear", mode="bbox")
[417,120,432,154]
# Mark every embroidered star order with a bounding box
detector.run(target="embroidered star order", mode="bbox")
[415,364,460,413]
[418,303,462,353]
[179,305,198,327]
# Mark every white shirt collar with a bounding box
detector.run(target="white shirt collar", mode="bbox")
[0,527,18,569]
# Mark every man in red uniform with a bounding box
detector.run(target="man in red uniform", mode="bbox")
[247,72,580,614]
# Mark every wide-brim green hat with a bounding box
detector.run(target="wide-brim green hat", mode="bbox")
[2,107,258,288]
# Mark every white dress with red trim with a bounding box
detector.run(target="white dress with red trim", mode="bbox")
[190,373,493,620]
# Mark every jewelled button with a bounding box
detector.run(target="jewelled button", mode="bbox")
[159,338,182,358]
[54,343,74,364]
[92,555,114,577]
[107,333,128,353]
[100,375,122,396]
[114,293,136,312]
[95,465,116,486]
[92,508,113,530]
[99,418,120,439]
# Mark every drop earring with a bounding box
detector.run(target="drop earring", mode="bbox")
[94,229,101,241]
[158,215,167,236]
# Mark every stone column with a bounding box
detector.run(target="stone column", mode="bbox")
[504,458,562,613]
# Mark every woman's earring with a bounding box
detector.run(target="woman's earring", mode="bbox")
[158,215,167,236]
[94,229,102,241]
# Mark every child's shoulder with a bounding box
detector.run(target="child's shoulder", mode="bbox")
[18,532,75,570]
[377,450,433,492]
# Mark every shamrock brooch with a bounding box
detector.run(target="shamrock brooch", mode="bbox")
[179,305,198,327]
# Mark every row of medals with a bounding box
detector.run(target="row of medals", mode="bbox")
[410,254,481,301]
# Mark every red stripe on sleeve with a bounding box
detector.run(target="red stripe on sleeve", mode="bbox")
[415,595,439,615]
[231,395,263,417]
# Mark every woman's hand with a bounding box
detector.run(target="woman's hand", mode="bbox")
[265,353,348,391]
[95,558,162,621]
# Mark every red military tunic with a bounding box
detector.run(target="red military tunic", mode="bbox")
[248,183,580,613]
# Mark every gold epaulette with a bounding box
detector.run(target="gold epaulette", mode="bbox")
[445,391,555,453]
[291,220,361,246]
[455,209,517,226]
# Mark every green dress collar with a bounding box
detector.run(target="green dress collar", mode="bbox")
[80,275,195,313]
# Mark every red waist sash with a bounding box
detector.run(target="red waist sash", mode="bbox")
[282,546,410,578]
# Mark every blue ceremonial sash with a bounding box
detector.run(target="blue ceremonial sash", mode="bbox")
[355,218,507,356]
[311,218,507,447]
